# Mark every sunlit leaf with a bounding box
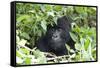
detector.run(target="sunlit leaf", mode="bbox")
[53,5,62,11]
[84,37,90,51]
[16,51,23,58]
[70,32,78,42]
[25,57,31,64]
[45,5,52,11]
[41,20,47,31]
[20,48,30,55]
[17,15,30,23]
[75,7,85,14]
[47,12,55,17]
[75,43,81,50]
[18,39,27,46]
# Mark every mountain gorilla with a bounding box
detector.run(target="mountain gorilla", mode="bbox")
[37,16,75,56]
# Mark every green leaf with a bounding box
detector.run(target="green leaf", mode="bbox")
[53,5,62,11]
[45,5,52,11]
[69,32,78,42]
[17,15,30,23]
[41,20,47,31]
[47,12,55,17]
[72,23,80,33]
[20,48,29,55]
[20,32,30,40]
[18,39,27,46]
[25,57,31,64]
[75,43,81,50]
[37,30,42,37]
[16,51,23,58]
[84,37,90,51]
[75,7,85,14]
[33,50,46,63]
[66,44,71,51]
[80,38,85,46]
[33,4,40,11]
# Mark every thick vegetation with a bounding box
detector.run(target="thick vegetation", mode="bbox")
[16,3,97,65]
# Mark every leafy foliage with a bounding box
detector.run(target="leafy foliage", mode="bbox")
[16,3,97,65]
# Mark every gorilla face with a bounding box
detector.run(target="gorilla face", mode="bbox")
[46,26,66,51]
[49,28,62,41]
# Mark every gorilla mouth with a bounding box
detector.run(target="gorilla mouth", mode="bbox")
[52,37,61,41]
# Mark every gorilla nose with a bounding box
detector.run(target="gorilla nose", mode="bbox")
[54,35,58,38]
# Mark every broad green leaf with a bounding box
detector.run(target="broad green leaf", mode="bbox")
[17,15,30,23]
[16,51,23,58]
[20,32,30,40]
[25,57,31,64]
[45,5,52,11]
[37,30,42,37]
[41,20,47,31]
[36,14,42,22]
[72,24,80,33]
[18,39,27,46]
[28,10,35,13]
[53,6,62,11]
[70,49,75,53]
[66,44,71,51]
[47,12,55,17]
[75,43,81,50]
[69,32,78,42]
[80,38,85,46]
[75,7,85,14]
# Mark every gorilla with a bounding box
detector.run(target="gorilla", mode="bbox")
[36,16,75,56]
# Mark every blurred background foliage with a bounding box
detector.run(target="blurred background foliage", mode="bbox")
[16,3,97,65]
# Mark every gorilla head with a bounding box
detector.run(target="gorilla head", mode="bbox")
[45,25,68,52]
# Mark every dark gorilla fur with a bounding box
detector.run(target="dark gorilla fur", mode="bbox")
[37,16,75,56]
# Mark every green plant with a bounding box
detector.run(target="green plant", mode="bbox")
[16,3,97,64]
